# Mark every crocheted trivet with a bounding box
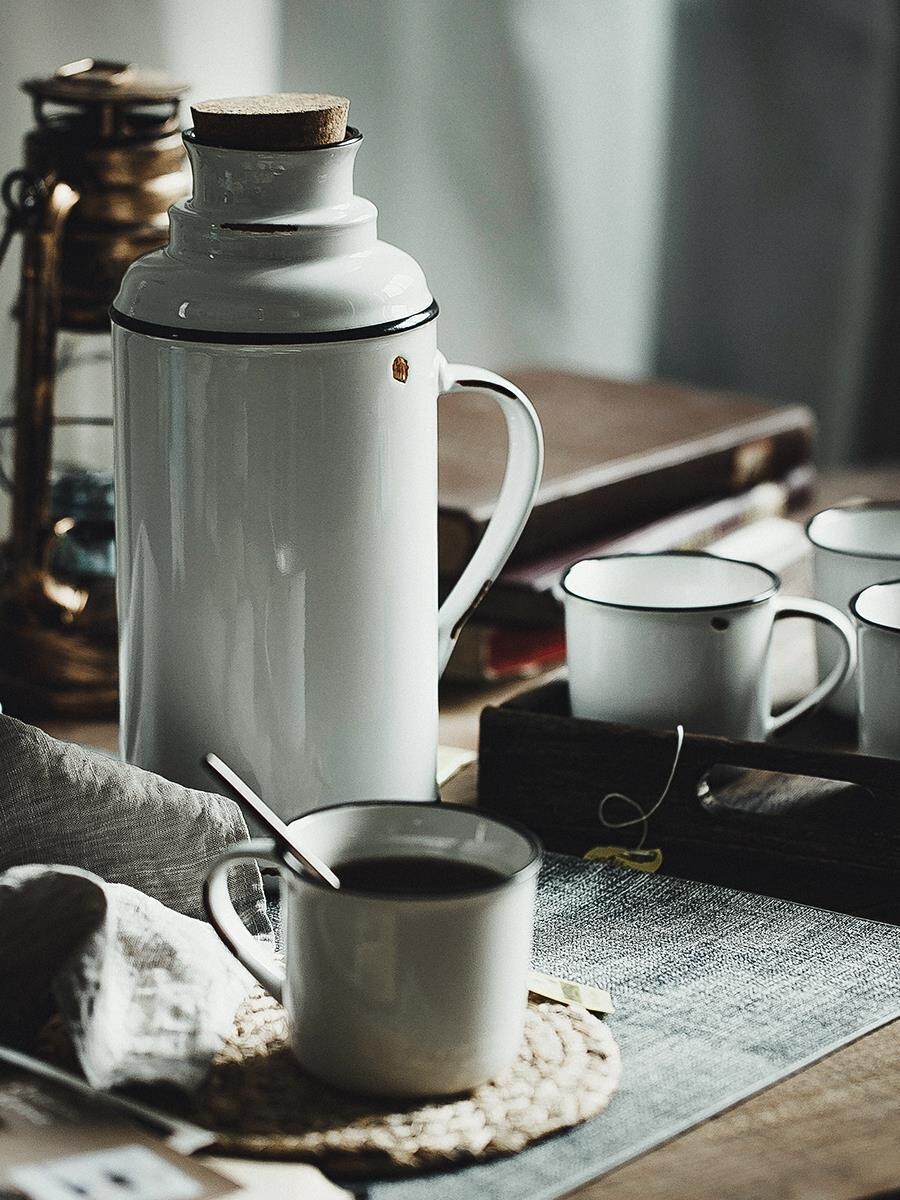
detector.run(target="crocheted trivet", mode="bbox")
[191,986,621,1174]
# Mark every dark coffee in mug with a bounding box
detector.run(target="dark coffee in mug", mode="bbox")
[205,801,541,1096]
[335,855,505,895]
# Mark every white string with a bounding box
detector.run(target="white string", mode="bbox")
[597,724,685,851]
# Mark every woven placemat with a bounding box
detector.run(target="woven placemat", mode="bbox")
[190,986,621,1174]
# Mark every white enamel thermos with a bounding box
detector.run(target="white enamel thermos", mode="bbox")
[111,96,543,818]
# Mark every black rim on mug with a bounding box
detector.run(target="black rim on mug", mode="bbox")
[849,577,900,635]
[285,800,543,901]
[806,501,900,561]
[560,550,780,615]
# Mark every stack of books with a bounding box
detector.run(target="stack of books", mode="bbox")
[440,371,815,684]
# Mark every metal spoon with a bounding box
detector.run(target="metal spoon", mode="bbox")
[204,752,340,890]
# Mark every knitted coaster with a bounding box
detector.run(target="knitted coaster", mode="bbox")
[191,986,621,1174]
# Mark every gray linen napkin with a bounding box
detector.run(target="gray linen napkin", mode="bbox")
[0,713,268,930]
[0,714,273,1089]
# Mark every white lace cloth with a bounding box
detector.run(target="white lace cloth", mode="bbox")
[0,714,272,1090]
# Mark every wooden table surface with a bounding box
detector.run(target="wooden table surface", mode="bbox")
[39,467,900,1200]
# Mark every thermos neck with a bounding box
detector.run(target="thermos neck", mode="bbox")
[170,129,376,259]
[113,122,435,335]
[183,129,362,218]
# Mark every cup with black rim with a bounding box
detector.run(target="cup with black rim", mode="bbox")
[806,502,900,719]
[561,550,856,739]
[850,578,900,758]
[204,801,541,1098]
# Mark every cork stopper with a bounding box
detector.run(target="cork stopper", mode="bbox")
[190,93,350,151]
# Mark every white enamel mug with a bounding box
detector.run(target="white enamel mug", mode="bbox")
[204,802,541,1098]
[562,551,856,739]
[850,579,900,758]
[807,503,900,718]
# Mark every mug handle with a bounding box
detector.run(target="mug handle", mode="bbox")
[437,357,544,673]
[203,838,285,1002]
[767,596,857,733]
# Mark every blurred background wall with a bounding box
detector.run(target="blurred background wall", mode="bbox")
[655,0,900,464]
[1,0,899,476]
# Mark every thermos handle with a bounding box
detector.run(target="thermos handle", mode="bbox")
[437,357,544,673]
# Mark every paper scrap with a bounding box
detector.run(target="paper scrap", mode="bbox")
[529,970,614,1015]
[437,745,478,787]
[10,1144,202,1200]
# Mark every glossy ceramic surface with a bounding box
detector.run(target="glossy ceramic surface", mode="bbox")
[851,579,900,758]
[112,129,543,814]
[204,803,541,1097]
[113,131,434,335]
[807,504,900,719]
[562,552,856,739]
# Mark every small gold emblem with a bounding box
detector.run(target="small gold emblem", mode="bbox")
[392,355,409,383]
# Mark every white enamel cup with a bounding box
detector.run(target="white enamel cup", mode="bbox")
[204,802,541,1098]
[806,503,900,718]
[850,579,900,758]
[561,551,856,739]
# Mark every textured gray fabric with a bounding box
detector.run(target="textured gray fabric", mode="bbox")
[0,864,258,1090]
[368,853,900,1200]
[0,714,269,936]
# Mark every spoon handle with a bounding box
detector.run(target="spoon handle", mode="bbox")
[204,753,341,889]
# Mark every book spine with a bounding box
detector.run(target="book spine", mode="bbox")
[514,420,814,566]
[455,465,814,629]
[594,464,813,561]
[439,420,813,574]
[443,625,566,684]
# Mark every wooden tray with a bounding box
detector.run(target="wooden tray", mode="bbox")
[478,681,900,923]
